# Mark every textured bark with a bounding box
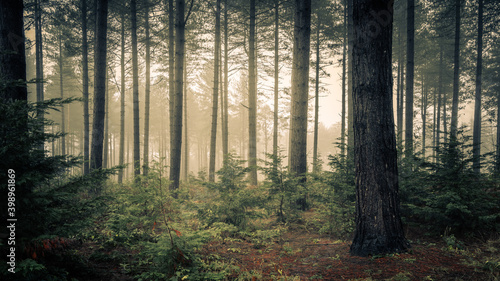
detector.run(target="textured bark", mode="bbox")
[35,0,44,151]
[209,0,221,183]
[81,0,90,175]
[169,0,185,191]
[472,0,483,174]
[450,0,461,141]
[59,32,66,156]
[350,0,409,257]
[312,17,320,173]
[118,9,125,183]
[223,0,229,158]
[289,0,311,181]
[144,0,151,176]
[90,0,108,171]
[0,0,27,101]
[421,76,427,158]
[131,0,140,176]
[341,0,347,157]
[405,0,414,159]
[273,2,279,165]
[248,0,257,185]
[347,0,354,153]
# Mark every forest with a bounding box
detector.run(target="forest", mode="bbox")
[0,0,499,280]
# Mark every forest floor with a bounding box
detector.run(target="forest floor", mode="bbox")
[71,216,500,281]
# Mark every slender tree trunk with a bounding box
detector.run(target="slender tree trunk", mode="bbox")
[35,0,44,151]
[169,0,186,191]
[248,0,258,185]
[450,0,461,141]
[396,27,403,148]
[183,55,189,181]
[273,2,280,165]
[103,70,109,168]
[131,0,140,177]
[496,92,500,173]
[59,32,66,156]
[421,76,427,158]
[312,17,320,172]
[289,0,311,210]
[90,0,109,172]
[168,0,175,159]
[0,0,27,102]
[144,0,151,176]
[341,0,347,157]
[436,45,443,154]
[405,0,414,159]
[350,0,409,257]
[347,0,354,153]
[472,0,483,174]
[209,0,221,182]
[81,0,90,175]
[223,0,229,158]
[118,9,126,183]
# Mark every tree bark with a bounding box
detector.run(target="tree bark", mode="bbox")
[405,0,414,159]
[59,31,66,156]
[248,0,258,185]
[472,0,483,174]
[144,0,151,176]
[35,0,44,151]
[0,0,27,102]
[350,0,409,257]
[312,16,320,172]
[223,0,229,159]
[81,0,90,175]
[341,0,347,157]
[450,0,461,142]
[90,0,109,172]
[209,0,221,182]
[131,0,140,177]
[273,2,279,166]
[347,0,354,153]
[169,0,185,191]
[168,0,175,160]
[118,9,126,183]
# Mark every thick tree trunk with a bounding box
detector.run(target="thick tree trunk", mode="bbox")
[405,0,414,159]
[118,9,126,183]
[144,0,151,176]
[350,0,409,257]
[472,0,483,174]
[131,0,140,176]
[450,0,461,141]
[347,0,354,153]
[90,0,109,172]
[248,0,258,185]
[209,0,221,182]
[81,0,90,175]
[0,0,27,102]
[312,18,320,172]
[169,0,185,191]
[273,2,280,166]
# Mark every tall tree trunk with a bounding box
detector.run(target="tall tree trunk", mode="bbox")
[168,0,175,161]
[273,2,279,165]
[341,0,347,157]
[350,0,409,257]
[436,44,443,154]
[222,0,229,159]
[472,0,483,174]
[103,70,109,168]
[405,0,414,159]
[496,92,500,173]
[450,0,461,141]
[421,76,427,158]
[312,17,320,173]
[118,9,126,183]
[90,0,109,172]
[82,0,90,175]
[347,0,354,153]
[35,0,44,151]
[0,0,27,102]
[131,0,140,177]
[59,31,66,156]
[396,27,403,148]
[144,0,151,176]
[183,54,189,181]
[289,0,311,210]
[248,0,258,185]
[169,0,186,191]
[209,0,221,182]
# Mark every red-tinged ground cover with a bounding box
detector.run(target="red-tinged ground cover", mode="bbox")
[200,230,495,280]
